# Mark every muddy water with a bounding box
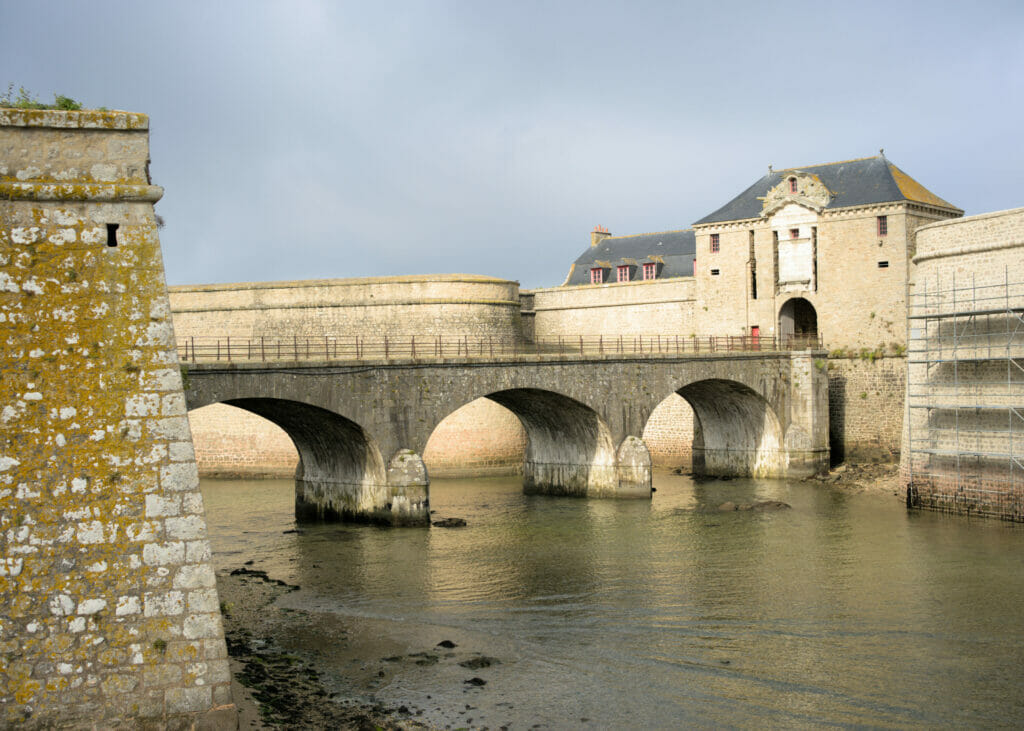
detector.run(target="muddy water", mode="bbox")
[201,474,1024,728]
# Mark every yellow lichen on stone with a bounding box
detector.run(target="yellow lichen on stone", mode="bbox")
[1,110,231,727]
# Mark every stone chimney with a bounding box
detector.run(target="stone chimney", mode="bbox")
[591,224,611,247]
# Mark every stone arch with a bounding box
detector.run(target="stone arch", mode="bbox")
[657,379,785,477]
[428,388,619,497]
[187,402,298,478]
[192,398,389,522]
[779,296,818,345]
[422,397,526,477]
[642,392,698,471]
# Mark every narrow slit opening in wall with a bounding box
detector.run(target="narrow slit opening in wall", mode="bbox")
[710,268,720,276]
[878,260,889,268]
[106,223,120,248]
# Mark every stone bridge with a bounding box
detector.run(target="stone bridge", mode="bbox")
[184,350,829,525]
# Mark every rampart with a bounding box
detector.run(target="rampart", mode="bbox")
[169,274,524,341]
[528,277,696,338]
[904,207,1024,519]
[0,110,232,727]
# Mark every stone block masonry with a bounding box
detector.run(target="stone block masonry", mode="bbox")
[904,207,1024,520]
[827,356,905,463]
[0,110,233,727]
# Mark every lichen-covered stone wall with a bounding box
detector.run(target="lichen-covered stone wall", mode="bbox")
[0,110,232,727]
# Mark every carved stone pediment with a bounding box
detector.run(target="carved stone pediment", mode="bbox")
[760,172,832,216]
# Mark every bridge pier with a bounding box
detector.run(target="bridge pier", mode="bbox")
[295,448,430,526]
[523,435,652,498]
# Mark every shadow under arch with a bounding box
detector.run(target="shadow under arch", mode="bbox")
[427,388,623,497]
[214,398,389,522]
[668,379,785,477]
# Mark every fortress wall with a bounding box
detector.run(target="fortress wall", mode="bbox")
[905,207,1024,518]
[422,398,526,478]
[528,278,696,338]
[169,275,524,343]
[826,357,906,463]
[0,110,231,727]
[188,404,297,478]
[642,394,695,470]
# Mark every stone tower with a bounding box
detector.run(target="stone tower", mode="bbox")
[0,109,233,727]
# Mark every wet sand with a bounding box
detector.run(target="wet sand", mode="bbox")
[221,567,433,730]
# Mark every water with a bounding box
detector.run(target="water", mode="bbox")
[201,473,1024,728]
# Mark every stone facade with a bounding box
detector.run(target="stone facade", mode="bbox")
[0,111,231,726]
[904,207,1024,519]
[692,190,958,350]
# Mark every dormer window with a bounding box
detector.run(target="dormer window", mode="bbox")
[710,233,720,253]
[590,267,604,284]
[617,265,631,283]
[790,228,799,239]
[789,177,798,194]
[642,262,656,280]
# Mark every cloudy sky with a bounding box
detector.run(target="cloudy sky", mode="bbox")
[3,1,1022,288]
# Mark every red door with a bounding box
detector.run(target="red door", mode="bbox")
[751,326,760,349]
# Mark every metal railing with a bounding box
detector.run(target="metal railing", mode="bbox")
[177,333,823,363]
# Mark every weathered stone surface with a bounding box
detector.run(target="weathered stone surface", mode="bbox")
[185,349,830,517]
[0,109,231,727]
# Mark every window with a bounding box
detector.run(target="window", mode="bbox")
[789,177,798,194]
[643,262,656,280]
[877,215,888,236]
[590,267,604,284]
[617,265,630,283]
[106,223,119,248]
[710,233,720,252]
[878,261,889,268]
[790,228,799,239]
[749,231,757,300]
[710,268,720,276]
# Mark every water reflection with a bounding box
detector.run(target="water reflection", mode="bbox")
[200,473,1024,728]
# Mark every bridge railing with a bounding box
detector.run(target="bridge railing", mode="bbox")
[176,334,823,363]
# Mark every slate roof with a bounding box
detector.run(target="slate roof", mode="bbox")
[693,156,961,226]
[565,229,695,286]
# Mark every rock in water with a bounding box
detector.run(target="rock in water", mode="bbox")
[432,517,467,528]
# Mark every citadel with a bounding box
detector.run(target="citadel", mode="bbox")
[1,108,1022,727]
[176,154,962,482]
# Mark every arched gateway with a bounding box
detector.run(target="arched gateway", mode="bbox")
[779,297,818,346]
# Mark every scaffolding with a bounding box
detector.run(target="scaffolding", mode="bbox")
[906,265,1024,519]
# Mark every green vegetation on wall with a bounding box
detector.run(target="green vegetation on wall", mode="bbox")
[1,84,87,110]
